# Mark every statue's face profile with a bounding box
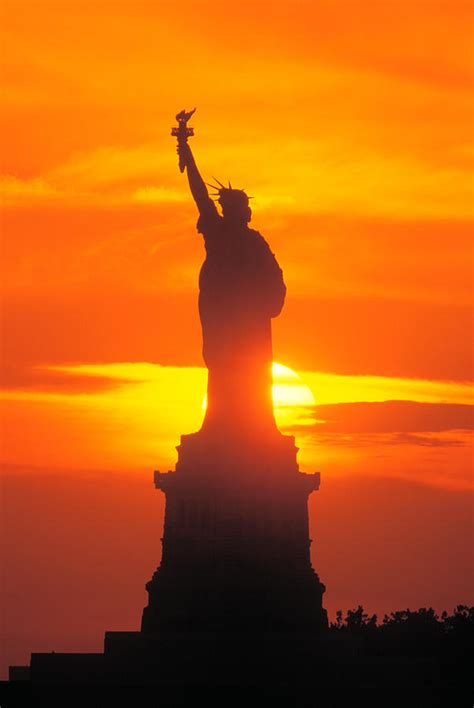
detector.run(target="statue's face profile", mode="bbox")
[218,189,252,226]
[221,203,252,225]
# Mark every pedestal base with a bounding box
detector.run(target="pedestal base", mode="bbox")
[141,429,327,636]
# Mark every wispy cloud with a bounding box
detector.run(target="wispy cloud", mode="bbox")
[2,135,472,219]
[1,363,472,491]
[308,431,470,450]
[0,175,58,200]
[309,400,473,434]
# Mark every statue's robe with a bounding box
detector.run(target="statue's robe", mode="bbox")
[197,201,286,436]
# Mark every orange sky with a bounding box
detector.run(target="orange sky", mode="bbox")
[1,0,473,678]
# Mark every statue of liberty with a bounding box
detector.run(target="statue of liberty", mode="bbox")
[173,110,286,440]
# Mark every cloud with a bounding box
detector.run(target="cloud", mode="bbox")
[2,132,473,218]
[47,144,169,191]
[287,399,474,461]
[311,400,473,434]
[0,143,189,206]
[309,431,469,449]
[2,363,472,492]
[389,432,467,448]
[300,370,473,406]
[0,363,138,394]
[0,175,58,201]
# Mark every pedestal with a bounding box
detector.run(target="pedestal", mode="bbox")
[141,430,327,636]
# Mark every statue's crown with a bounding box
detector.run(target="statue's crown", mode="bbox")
[206,178,253,206]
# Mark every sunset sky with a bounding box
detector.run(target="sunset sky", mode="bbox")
[1,0,473,677]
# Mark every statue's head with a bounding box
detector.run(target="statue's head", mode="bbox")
[208,180,252,225]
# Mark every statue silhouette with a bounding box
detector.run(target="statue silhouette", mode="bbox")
[177,139,286,439]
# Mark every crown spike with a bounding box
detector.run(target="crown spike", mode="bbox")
[211,177,226,189]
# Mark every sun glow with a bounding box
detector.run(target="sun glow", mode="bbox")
[200,362,316,426]
[3,362,470,485]
[271,362,316,428]
[272,362,315,406]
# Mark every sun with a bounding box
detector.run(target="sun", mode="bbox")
[271,362,316,430]
[201,361,316,429]
[271,362,315,407]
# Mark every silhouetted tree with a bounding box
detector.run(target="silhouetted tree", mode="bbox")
[329,604,474,669]
[441,604,474,633]
[330,605,377,632]
[345,605,377,630]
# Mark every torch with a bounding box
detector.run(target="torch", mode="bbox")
[171,108,196,173]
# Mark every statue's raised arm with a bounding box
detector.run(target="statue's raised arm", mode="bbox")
[172,109,217,220]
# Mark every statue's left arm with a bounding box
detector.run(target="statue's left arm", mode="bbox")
[267,251,286,317]
[253,232,287,318]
